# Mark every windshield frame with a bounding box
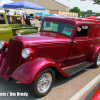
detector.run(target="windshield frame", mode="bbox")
[40,20,75,38]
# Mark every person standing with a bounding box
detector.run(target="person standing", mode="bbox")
[6,10,11,24]
[21,13,25,24]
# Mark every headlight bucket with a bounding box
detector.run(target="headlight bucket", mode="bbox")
[22,48,34,59]
[0,41,8,50]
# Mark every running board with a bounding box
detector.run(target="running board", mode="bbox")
[62,62,94,76]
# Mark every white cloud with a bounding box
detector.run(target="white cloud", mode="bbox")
[0,0,13,7]
[55,0,100,12]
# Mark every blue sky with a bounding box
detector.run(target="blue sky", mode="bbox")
[55,0,100,12]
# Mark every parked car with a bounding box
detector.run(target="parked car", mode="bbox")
[38,15,47,21]
[35,15,39,19]
[0,16,100,97]
[29,14,35,20]
[0,10,38,42]
[90,87,100,100]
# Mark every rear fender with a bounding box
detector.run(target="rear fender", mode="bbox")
[88,45,100,62]
[11,58,70,84]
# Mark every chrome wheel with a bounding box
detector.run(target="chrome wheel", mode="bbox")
[30,68,55,97]
[37,73,52,93]
[97,54,100,66]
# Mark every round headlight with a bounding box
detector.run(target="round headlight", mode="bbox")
[22,48,34,59]
[0,41,4,50]
[22,48,30,59]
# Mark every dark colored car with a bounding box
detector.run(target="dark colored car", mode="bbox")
[38,16,47,21]
[0,16,100,97]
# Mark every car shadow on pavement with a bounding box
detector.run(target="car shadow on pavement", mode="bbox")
[0,78,38,100]
[54,69,87,87]
[54,65,98,87]
[0,65,94,100]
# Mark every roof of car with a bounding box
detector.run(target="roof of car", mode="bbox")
[43,16,100,25]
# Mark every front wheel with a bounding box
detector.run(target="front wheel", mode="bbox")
[93,51,100,68]
[30,68,55,97]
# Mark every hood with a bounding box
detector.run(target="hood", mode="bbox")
[13,32,72,45]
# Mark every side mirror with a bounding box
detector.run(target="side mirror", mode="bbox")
[77,27,81,32]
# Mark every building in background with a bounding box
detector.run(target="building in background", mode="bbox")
[13,0,78,17]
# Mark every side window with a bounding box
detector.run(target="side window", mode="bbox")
[42,21,52,30]
[0,14,5,24]
[76,26,89,37]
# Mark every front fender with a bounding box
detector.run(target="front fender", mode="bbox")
[11,58,70,84]
[88,45,100,62]
[0,52,6,68]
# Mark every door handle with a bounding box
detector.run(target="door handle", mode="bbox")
[73,41,77,43]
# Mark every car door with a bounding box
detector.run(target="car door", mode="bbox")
[0,13,12,42]
[66,25,90,63]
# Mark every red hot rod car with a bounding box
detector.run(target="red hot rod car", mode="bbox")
[0,16,100,97]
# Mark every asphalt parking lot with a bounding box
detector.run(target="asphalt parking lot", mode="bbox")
[79,81,100,100]
[30,20,41,30]
[0,66,99,100]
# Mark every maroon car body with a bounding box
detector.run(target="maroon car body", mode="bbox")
[0,16,100,97]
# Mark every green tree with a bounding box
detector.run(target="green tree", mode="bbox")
[95,13,100,17]
[93,0,100,4]
[69,7,81,17]
[86,10,92,15]
[81,11,85,17]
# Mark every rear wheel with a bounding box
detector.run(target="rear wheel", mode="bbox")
[93,51,100,68]
[30,68,55,97]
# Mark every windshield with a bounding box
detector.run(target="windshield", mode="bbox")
[0,14,5,24]
[41,21,73,37]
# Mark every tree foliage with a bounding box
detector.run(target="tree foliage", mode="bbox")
[93,0,100,4]
[81,10,93,17]
[81,11,85,17]
[86,10,92,15]
[69,7,81,17]
[95,13,100,16]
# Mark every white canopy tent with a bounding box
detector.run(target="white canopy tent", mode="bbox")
[95,16,100,20]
